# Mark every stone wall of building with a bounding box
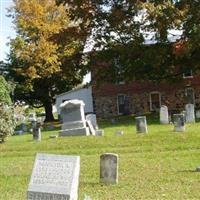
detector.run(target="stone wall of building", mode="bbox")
[93,76,200,118]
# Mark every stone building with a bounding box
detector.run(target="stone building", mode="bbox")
[92,71,200,118]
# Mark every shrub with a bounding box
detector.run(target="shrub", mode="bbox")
[0,76,16,143]
[0,105,16,143]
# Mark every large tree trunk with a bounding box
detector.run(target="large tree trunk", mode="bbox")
[44,101,55,122]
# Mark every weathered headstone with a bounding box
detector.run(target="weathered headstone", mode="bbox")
[196,167,200,172]
[135,116,148,134]
[100,153,118,184]
[115,130,124,136]
[196,110,200,119]
[27,153,80,200]
[185,104,195,123]
[95,130,104,136]
[59,99,90,136]
[173,114,185,132]
[86,120,96,136]
[160,105,169,124]
[33,121,42,141]
[86,114,98,130]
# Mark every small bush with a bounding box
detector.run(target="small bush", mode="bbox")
[0,105,16,143]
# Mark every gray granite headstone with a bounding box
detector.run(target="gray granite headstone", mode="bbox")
[27,153,80,200]
[173,114,185,132]
[160,105,169,124]
[95,129,104,136]
[196,110,200,119]
[135,116,148,134]
[115,130,124,136]
[100,153,118,184]
[185,104,195,123]
[59,100,89,137]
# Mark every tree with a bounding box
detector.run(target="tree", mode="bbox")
[90,0,200,84]
[8,0,87,121]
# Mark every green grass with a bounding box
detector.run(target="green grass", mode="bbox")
[0,115,200,200]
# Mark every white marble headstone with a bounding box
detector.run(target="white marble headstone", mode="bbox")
[185,104,195,123]
[86,114,98,130]
[27,153,80,200]
[160,105,169,124]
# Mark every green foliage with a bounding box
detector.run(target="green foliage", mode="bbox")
[7,0,89,121]
[0,105,16,143]
[0,76,12,105]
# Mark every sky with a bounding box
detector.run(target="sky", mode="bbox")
[0,0,16,61]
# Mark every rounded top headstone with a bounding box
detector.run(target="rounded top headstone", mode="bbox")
[60,99,85,109]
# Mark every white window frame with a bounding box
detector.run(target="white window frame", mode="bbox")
[149,91,161,111]
[117,94,126,115]
[183,70,193,79]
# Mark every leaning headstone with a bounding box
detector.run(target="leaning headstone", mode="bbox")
[27,153,80,200]
[160,105,169,124]
[86,114,98,130]
[185,104,195,123]
[59,99,90,137]
[86,120,96,136]
[196,110,200,119]
[135,116,148,134]
[100,153,118,184]
[115,130,124,136]
[173,114,185,132]
[95,130,104,136]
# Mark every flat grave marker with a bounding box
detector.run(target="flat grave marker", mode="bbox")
[27,153,80,200]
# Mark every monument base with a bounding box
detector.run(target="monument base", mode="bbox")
[59,127,90,137]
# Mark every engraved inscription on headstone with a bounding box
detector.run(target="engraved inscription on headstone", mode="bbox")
[135,116,148,134]
[59,99,89,136]
[100,153,118,184]
[27,153,80,200]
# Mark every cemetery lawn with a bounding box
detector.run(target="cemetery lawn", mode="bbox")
[0,115,200,200]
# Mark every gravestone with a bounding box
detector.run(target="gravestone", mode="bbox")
[100,153,118,184]
[160,105,169,124]
[185,104,195,123]
[86,120,96,136]
[173,114,185,132]
[135,116,148,134]
[59,99,89,136]
[86,114,98,130]
[115,130,124,136]
[196,167,200,172]
[33,121,43,141]
[95,130,104,136]
[181,110,187,122]
[27,153,80,200]
[196,110,200,119]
